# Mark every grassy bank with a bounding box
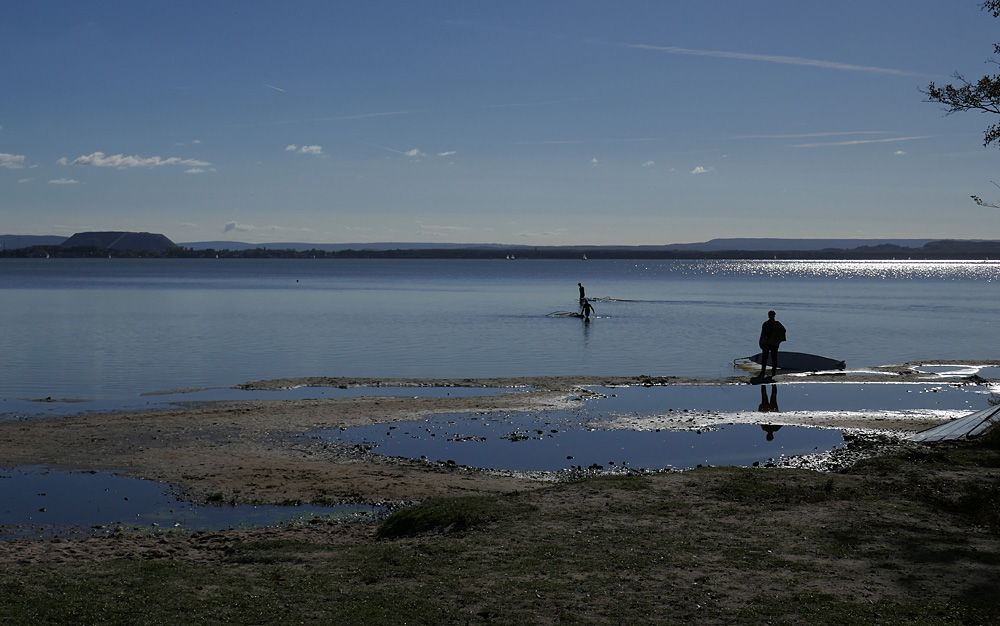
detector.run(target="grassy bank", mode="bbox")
[2,433,999,625]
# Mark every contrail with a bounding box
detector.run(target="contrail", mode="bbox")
[623,43,927,77]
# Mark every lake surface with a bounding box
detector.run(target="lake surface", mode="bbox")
[2,258,998,413]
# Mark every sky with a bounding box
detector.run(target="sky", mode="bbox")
[4,1,1000,246]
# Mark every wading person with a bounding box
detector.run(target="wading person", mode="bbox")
[578,282,586,301]
[758,310,786,378]
[581,299,595,321]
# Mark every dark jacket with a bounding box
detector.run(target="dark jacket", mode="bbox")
[759,319,786,347]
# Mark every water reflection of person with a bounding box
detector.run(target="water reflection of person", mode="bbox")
[758,385,781,440]
[757,385,779,412]
[761,424,782,441]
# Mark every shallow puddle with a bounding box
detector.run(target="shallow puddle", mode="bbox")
[0,466,384,540]
[3,382,992,537]
[592,381,990,416]
[318,416,844,472]
[315,382,993,472]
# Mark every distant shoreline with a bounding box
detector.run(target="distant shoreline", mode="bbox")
[4,238,1000,260]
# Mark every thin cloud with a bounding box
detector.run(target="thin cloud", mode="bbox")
[416,223,475,236]
[795,136,932,148]
[264,84,286,93]
[438,151,458,157]
[286,144,323,155]
[268,109,422,126]
[517,229,567,238]
[488,96,600,109]
[641,160,655,167]
[515,137,655,145]
[0,153,26,169]
[223,222,315,234]
[49,178,79,184]
[61,152,211,169]
[364,143,426,158]
[623,43,926,77]
[735,131,889,140]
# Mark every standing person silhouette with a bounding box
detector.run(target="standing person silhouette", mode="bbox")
[758,310,786,378]
[578,283,586,301]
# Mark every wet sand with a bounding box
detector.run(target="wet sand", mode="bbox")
[1,361,995,510]
[1,361,999,575]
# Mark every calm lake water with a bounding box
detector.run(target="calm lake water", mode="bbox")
[1,257,998,409]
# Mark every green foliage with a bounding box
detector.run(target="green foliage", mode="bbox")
[923,2,1000,157]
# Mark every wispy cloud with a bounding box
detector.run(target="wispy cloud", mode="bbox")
[285,144,323,155]
[517,229,567,238]
[60,152,211,169]
[223,222,315,234]
[735,131,889,140]
[48,178,79,184]
[514,137,656,145]
[623,43,925,77]
[415,223,477,237]
[264,84,286,93]
[488,96,600,109]
[795,136,932,148]
[364,143,427,158]
[268,109,422,126]
[0,153,26,169]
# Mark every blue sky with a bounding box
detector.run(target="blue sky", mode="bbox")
[3,1,1000,245]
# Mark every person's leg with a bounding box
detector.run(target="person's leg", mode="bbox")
[770,349,778,376]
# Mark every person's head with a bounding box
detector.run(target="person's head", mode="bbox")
[767,310,776,319]
[578,283,582,287]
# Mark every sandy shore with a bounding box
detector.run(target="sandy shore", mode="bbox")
[1,362,999,579]
[1,362,995,510]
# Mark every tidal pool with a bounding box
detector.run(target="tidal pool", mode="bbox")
[0,466,384,540]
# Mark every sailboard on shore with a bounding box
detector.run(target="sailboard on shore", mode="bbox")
[734,352,846,373]
[907,405,1000,442]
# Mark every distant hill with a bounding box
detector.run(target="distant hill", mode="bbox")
[61,231,176,252]
[661,238,938,251]
[179,241,517,252]
[0,235,66,250]
[178,238,944,253]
